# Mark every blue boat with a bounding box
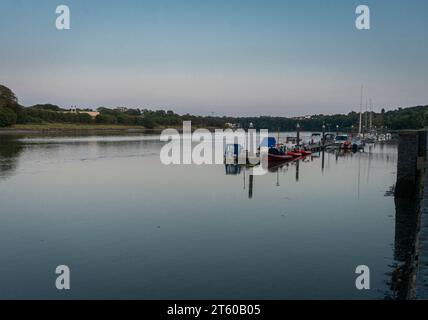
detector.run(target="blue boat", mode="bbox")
[260,137,276,148]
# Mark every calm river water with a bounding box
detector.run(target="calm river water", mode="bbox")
[0,132,415,299]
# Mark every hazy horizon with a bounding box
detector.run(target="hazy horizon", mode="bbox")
[1,0,427,117]
[4,90,427,118]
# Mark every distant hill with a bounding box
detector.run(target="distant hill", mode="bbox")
[28,104,66,112]
[0,84,427,130]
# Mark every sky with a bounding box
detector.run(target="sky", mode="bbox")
[0,0,427,116]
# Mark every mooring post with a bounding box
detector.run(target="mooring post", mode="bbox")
[296,159,300,182]
[321,150,325,172]
[336,125,339,137]
[322,123,326,148]
[395,131,420,198]
[248,175,254,199]
[296,123,300,147]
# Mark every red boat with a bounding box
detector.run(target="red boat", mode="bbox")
[297,149,312,156]
[268,148,293,162]
[286,151,302,157]
[268,153,293,162]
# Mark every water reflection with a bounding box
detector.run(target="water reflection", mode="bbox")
[0,134,416,299]
[0,135,23,180]
[387,197,419,300]
[248,174,254,199]
[220,143,420,299]
[295,159,300,182]
[322,150,325,172]
[225,164,242,175]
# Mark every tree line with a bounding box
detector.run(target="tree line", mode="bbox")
[1,84,427,131]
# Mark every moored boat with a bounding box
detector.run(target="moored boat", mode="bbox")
[268,147,293,162]
[334,134,352,149]
[286,151,302,157]
[310,133,322,145]
[268,153,293,162]
[296,149,312,156]
[351,137,365,151]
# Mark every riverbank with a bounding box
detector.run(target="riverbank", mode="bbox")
[0,123,226,134]
[0,123,148,133]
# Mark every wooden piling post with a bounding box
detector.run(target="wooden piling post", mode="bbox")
[249,175,254,199]
[296,159,300,182]
[321,150,325,172]
[395,131,421,198]
[322,123,326,148]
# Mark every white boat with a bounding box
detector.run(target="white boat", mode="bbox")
[285,136,298,150]
[351,137,365,150]
[334,134,352,149]
[310,133,322,145]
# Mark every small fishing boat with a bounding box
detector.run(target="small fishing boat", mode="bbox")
[268,153,293,162]
[351,137,365,151]
[310,133,322,145]
[324,133,335,144]
[285,136,299,150]
[364,133,376,144]
[224,144,247,163]
[268,147,293,162]
[334,134,352,149]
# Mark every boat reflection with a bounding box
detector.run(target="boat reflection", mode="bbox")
[224,163,242,175]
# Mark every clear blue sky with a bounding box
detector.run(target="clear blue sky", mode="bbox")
[0,0,427,116]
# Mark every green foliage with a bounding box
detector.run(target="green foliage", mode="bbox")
[0,85,25,123]
[23,109,87,124]
[0,85,18,108]
[125,109,141,116]
[97,107,116,115]
[29,104,64,112]
[1,83,428,131]
[0,106,17,127]
[116,113,135,125]
[76,113,93,124]
[140,117,156,129]
[23,115,43,124]
[96,114,117,124]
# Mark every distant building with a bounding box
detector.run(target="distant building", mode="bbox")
[66,107,100,118]
[115,107,128,113]
[291,115,312,120]
[225,122,239,129]
[81,111,100,118]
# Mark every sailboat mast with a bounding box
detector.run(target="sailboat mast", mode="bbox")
[365,99,368,135]
[369,99,373,131]
[359,85,363,136]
